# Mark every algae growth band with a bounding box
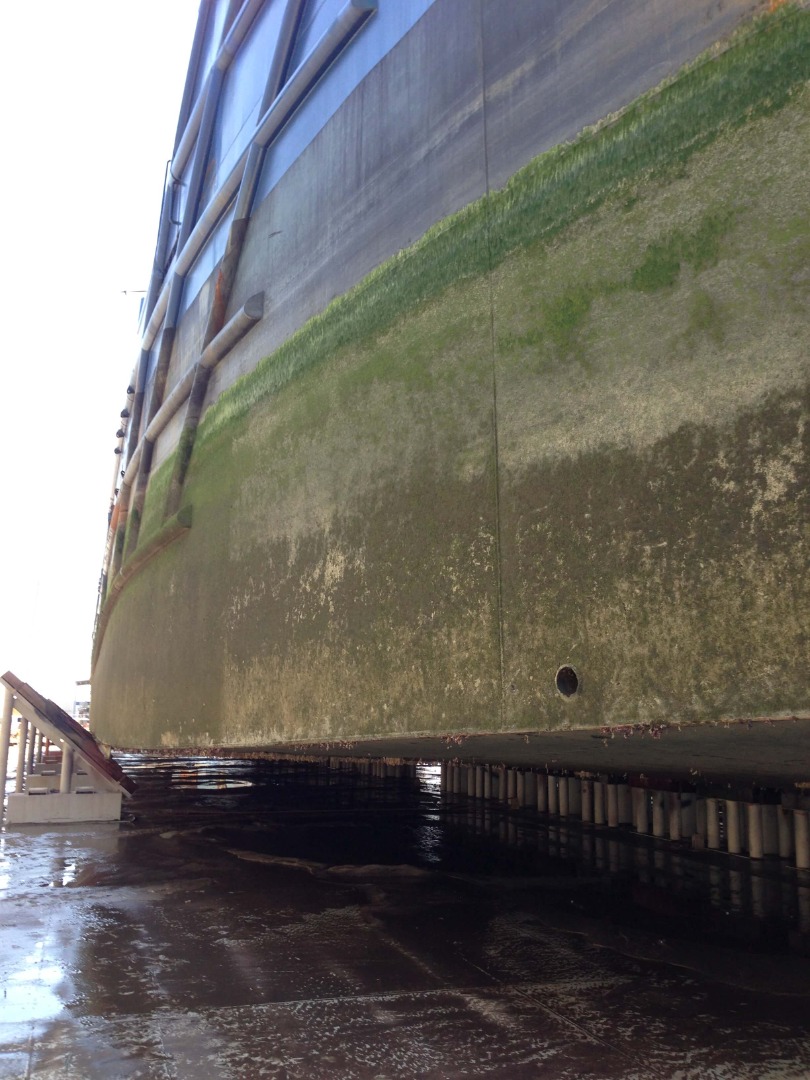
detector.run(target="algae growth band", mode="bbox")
[94,0,809,768]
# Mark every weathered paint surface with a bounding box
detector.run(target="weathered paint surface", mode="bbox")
[92,4,809,751]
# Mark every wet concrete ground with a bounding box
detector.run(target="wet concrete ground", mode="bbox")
[2,756,810,1079]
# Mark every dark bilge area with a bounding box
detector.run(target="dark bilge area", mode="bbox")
[2,754,809,1079]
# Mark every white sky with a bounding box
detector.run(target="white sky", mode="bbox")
[0,1,200,709]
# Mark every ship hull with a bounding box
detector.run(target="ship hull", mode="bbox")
[93,0,810,770]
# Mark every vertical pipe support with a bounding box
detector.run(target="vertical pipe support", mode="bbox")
[681,794,697,840]
[618,783,633,825]
[632,787,648,833]
[15,717,29,793]
[547,775,559,816]
[651,791,667,838]
[761,804,779,856]
[794,810,810,871]
[523,771,536,808]
[668,793,682,841]
[558,776,570,817]
[581,779,593,823]
[567,777,582,816]
[726,800,742,855]
[606,783,619,828]
[594,781,606,826]
[705,797,721,849]
[60,746,74,794]
[26,726,37,774]
[507,769,517,804]
[778,804,794,859]
[0,689,13,793]
[747,803,764,859]
[536,773,548,812]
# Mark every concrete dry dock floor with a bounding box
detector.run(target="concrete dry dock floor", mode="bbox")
[1,757,810,1080]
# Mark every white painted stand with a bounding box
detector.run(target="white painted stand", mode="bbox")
[6,791,123,824]
[1,672,134,825]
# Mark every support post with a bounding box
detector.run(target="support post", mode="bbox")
[618,784,633,824]
[0,688,13,793]
[558,775,569,817]
[594,781,606,826]
[795,810,810,871]
[516,770,525,807]
[26,725,37,773]
[536,773,547,812]
[747,803,764,859]
[606,783,619,828]
[632,787,648,833]
[726,800,742,855]
[523,772,536,808]
[681,794,697,839]
[761,804,779,856]
[668,793,682,841]
[15,717,29,793]
[706,798,721,849]
[581,779,593,823]
[778,805,794,859]
[652,791,667,838]
[547,775,558,815]
[60,746,74,794]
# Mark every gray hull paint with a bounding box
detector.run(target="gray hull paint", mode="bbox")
[93,0,809,766]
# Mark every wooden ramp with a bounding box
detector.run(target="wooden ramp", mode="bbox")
[1,671,135,824]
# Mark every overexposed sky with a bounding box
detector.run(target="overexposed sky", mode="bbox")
[0,1,200,708]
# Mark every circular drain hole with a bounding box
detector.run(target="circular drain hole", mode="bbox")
[555,665,579,697]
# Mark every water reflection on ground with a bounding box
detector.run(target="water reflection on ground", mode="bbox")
[1,754,809,1078]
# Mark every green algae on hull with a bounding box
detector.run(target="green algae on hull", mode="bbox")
[195,5,810,453]
[94,7,810,749]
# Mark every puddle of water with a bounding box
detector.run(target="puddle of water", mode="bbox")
[172,764,255,791]
[194,779,254,790]
[109,753,810,957]
[59,860,77,886]
[3,943,67,1024]
[0,835,9,892]
[417,763,442,795]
